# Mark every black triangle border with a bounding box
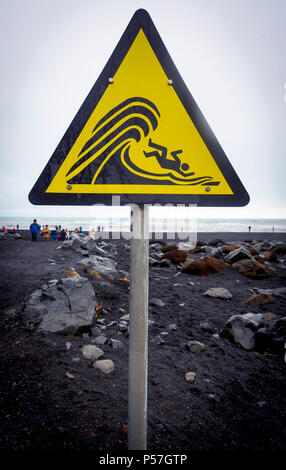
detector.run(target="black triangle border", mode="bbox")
[29,9,249,207]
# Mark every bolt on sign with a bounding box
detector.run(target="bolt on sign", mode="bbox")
[29,9,249,208]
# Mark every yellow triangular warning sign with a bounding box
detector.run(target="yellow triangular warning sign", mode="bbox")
[29,10,249,207]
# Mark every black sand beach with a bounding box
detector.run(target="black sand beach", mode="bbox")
[0,230,286,461]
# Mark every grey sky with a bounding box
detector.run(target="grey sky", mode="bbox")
[0,0,285,219]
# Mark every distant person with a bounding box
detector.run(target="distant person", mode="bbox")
[59,225,61,230]
[2,226,7,233]
[248,225,251,233]
[272,226,275,232]
[60,228,66,241]
[30,219,41,241]
[51,229,58,240]
[65,228,70,239]
[79,226,82,232]
[41,225,50,241]
[16,224,19,230]
[97,226,100,232]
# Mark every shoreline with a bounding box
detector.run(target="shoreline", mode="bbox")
[15,230,286,243]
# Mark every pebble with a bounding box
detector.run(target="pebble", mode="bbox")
[110,338,124,349]
[93,359,114,374]
[120,314,130,321]
[150,298,166,308]
[65,372,75,380]
[168,324,177,331]
[185,372,197,382]
[94,335,108,346]
[151,335,165,345]
[186,341,205,353]
[66,342,72,350]
[81,345,104,360]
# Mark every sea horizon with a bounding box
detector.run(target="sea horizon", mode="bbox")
[1,216,286,233]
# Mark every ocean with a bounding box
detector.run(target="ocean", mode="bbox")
[0,216,285,233]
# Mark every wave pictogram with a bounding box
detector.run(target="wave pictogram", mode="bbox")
[66,97,220,186]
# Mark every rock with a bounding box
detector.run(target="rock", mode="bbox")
[203,287,232,300]
[232,259,276,279]
[224,247,253,264]
[200,321,217,334]
[151,335,165,345]
[245,246,259,256]
[178,241,196,251]
[24,276,96,335]
[110,338,124,349]
[200,245,214,254]
[81,236,96,252]
[263,312,277,324]
[149,257,160,266]
[150,243,162,251]
[150,298,166,308]
[161,244,178,253]
[185,372,197,382]
[81,345,104,360]
[271,244,286,254]
[161,250,189,265]
[221,245,240,253]
[220,315,256,350]
[120,314,130,321]
[186,341,205,353]
[93,359,114,374]
[242,293,275,305]
[242,313,265,329]
[261,251,278,262]
[118,322,128,333]
[182,256,229,276]
[210,247,225,260]
[208,238,225,246]
[69,235,82,250]
[255,317,286,356]
[159,258,171,267]
[252,287,286,298]
[65,372,75,380]
[94,335,108,345]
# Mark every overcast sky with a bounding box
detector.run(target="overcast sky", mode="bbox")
[1,0,285,220]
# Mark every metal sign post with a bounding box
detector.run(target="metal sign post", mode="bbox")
[128,205,149,450]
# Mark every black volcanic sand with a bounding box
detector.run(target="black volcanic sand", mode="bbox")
[0,231,286,458]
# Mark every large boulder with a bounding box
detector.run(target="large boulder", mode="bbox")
[81,236,96,252]
[24,275,96,334]
[182,256,229,276]
[255,317,286,357]
[220,313,265,351]
[232,259,276,279]
[80,255,117,279]
[224,247,252,264]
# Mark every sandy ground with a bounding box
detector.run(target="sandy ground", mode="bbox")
[0,231,286,462]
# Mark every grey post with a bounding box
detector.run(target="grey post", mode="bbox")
[128,204,149,450]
